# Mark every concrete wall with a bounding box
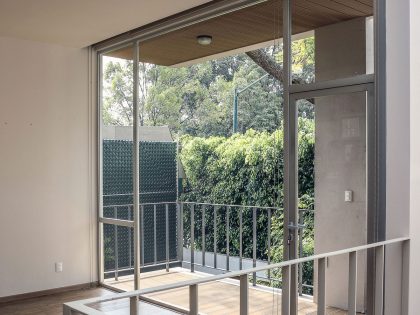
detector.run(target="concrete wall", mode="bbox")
[314,18,369,312]
[0,36,96,297]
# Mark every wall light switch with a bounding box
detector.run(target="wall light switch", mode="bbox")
[55,262,63,273]
[345,190,353,202]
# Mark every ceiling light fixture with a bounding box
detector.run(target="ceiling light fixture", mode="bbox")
[197,35,212,46]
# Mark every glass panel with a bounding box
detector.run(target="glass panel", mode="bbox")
[297,91,368,308]
[291,0,374,84]
[101,45,135,280]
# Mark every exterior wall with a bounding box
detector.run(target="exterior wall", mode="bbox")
[409,1,420,314]
[384,0,411,314]
[314,18,369,312]
[102,125,173,142]
[0,36,96,297]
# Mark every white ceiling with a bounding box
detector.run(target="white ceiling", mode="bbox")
[0,0,211,48]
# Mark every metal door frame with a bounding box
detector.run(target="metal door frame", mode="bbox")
[282,79,375,314]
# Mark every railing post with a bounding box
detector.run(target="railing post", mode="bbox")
[226,206,230,271]
[214,206,218,269]
[267,209,271,280]
[154,204,157,265]
[128,206,132,270]
[191,204,195,272]
[282,265,291,315]
[239,207,243,270]
[140,205,144,267]
[189,284,198,315]
[348,251,357,315]
[402,240,410,315]
[252,207,257,286]
[63,305,73,315]
[177,202,184,263]
[166,203,169,272]
[130,296,138,315]
[374,245,385,315]
[114,206,119,281]
[240,274,249,315]
[202,205,206,266]
[317,258,326,315]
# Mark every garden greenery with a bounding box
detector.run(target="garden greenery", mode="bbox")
[180,117,315,290]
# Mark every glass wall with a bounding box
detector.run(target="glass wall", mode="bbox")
[100,45,135,281]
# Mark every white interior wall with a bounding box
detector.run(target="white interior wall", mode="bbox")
[0,36,96,297]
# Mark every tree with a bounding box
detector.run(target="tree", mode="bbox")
[101,37,315,136]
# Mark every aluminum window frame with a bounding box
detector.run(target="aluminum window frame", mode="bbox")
[94,1,387,311]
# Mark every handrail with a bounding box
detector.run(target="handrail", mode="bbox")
[182,201,281,211]
[64,237,409,315]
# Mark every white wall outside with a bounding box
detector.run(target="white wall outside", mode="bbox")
[383,0,411,314]
[409,0,420,314]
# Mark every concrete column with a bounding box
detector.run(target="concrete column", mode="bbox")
[313,17,372,312]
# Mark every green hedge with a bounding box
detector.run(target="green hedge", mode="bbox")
[180,118,315,290]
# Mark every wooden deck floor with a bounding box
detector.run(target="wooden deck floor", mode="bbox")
[103,268,355,315]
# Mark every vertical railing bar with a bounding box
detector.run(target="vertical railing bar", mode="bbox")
[129,296,138,315]
[348,251,357,315]
[252,207,257,286]
[191,204,195,272]
[154,204,157,265]
[63,304,73,315]
[240,274,249,315]
[189,284,198,315]
[165,203,169,272]
[267,208,271,280]
[202,205,206,267]
[374,245,385,315]
[214,206,217,270]
[177,202,184,263]
[128,206,132,270]
[282,265,291,315]
[226,206,230,271]
[402,240,410,315]
[114,206,119,281]
[140,205,144,267]
[298,210,303,296]
[317,257,327,315]
[239,207,243,270]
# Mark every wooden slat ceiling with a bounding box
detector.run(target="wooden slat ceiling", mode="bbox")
[105,0,373,66]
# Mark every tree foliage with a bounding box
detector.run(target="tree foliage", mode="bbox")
[102,37,315,137]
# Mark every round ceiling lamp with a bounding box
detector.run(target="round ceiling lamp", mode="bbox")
[197,35,213,46]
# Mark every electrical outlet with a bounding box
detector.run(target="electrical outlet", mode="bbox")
[55,262,63,273]
[345,190,353,202]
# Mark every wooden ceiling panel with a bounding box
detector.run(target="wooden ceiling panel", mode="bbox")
[105,0,373,66]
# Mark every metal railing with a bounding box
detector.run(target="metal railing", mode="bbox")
[100,202,180,281]
[100,201,316,293]
[181,202,281,284]
[64,237,410,315]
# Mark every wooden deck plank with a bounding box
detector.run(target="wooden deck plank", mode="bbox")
[104,268,359,315]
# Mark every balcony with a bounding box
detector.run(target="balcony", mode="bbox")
[64,201,409,315]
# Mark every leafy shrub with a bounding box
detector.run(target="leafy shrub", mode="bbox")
[180,119,314,288]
